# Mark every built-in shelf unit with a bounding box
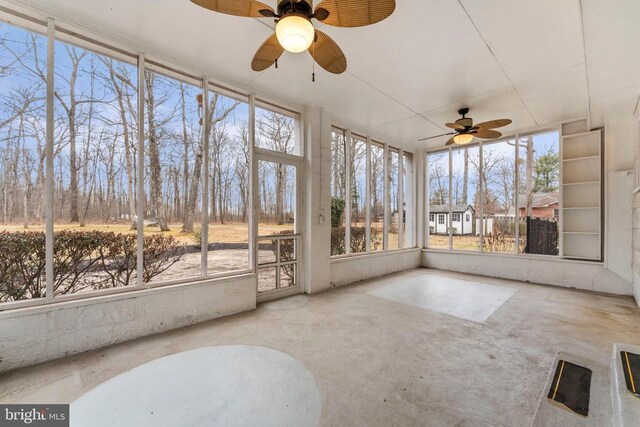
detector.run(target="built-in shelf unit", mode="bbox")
[560,129,602,260]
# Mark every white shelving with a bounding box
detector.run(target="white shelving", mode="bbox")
[560,129,602,261]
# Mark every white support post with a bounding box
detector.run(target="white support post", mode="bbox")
[398,148,404,249]
[383,143,389,250]
[424,151,429,249]
[201,78,210,276]
[136,54,145,287]
[448,147,453,249]
[45,19,55,300]
[344,130,352,254]
[479,141,484,252]
[365,137,371,251]
[249,93,257,274]
[514,134,520,254]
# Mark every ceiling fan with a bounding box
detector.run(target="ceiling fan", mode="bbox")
[419,108,512,146]
[190,0,395,76]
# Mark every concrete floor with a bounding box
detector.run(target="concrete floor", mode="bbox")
[2,268,640,426]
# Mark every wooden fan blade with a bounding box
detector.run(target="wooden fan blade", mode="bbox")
[418,132,455,142]
[314,0,396,27]
[445,137,456,146]
[251,33,284,72]
[191,0,275,18]
[309,30,347,74]
[445,122,465,130]
[474,119,512,130]
[474,129,502,139]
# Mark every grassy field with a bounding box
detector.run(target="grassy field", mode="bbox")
[1,222,293,245]
[428,234,523,252]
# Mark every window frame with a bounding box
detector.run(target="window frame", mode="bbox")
[0,13,305,311]
[425,127,575,260]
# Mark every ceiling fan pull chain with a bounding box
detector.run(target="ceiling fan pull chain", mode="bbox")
[312,38,316,82]
[275,57,278,69]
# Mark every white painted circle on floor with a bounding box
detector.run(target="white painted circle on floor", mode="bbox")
[71,345,322,427]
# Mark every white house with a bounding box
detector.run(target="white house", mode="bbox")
[429,204,475,235]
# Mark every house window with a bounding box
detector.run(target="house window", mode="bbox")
[452,213,461,222]
[438,214,445,225]
[466,214,470,222]
[429,213,434,222]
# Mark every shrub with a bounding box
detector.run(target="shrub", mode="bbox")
[0,230,185,302]
[330,226,382,255]
[331,197,345,228]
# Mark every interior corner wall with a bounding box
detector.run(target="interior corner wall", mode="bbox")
[331,249,422,288]
[630,116,640,307]
[0,275,256,373]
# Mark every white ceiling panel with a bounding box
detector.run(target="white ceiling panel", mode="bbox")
[370,115,444,150]
[581,0,640,98]
[459,0,584,84]
[422,87,537,143]
[515,64,588,126]
[252,51,414,131]
[326,0,510,113]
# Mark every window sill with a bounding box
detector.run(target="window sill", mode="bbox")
[421,248,603,265]
[331,247,420,263]
[0,271,255,318]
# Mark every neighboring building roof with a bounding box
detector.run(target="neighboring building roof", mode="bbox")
[517,191,559,209]
[429,204,474,214]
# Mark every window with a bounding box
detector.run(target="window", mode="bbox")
[350,135,367,254]
[0,22,48,302]
[426,130,562,257]
[427,151,449,248]
[255,104,301,156]
[328,129,414,256]
[370,142,384,251]
[429,213,435,222]
[330,128,346,256]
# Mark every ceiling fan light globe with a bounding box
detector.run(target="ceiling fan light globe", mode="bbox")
[453,133,474,145]
[276,15,315,53]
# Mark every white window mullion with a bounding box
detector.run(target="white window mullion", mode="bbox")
[514,134,520,254]
[200,78,210,276]
[45,19,55,300]
[479,141,484,252]
[249,94,257,273]
[365,137,371,252]
[344,130,352,254]
[424,152,430,249]
[136,53,145,287]
[448,147,453,250]
[383,143,389,250]
[398,148,404,249]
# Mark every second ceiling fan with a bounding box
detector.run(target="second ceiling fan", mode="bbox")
[419,108,512,146]
[191,0,396,75]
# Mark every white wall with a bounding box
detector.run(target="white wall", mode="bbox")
[0,275,256,373]
[422,251,632,295]
[331,249,422,288]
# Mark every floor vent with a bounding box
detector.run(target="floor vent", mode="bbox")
[621,351,640,397]
[547,360,592,416]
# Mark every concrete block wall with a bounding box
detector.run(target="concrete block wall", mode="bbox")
[0,275,256,373]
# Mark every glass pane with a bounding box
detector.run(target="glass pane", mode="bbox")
[206,91,250,273]
[402,152,414,248]
[481,140,517,253]
[451,146,480,251]
[330,128,346,255]
[427,151,449,249]
[257,238,276,265]
[255,106,301,155]
[387,148,400,249]
[518,131,560,255]
[280,264,296,288]
[280,238,296,262]
[258,267,277,292]
[258,160,296,236]
[0,23,47,302]
[370,142,384,251]
[143,70,201,283]
[350,135,367,253]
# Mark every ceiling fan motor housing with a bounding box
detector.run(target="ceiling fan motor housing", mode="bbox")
[278,0,313,16]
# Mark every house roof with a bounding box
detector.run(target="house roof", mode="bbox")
[517,192,559,208]
[429,204,474,214]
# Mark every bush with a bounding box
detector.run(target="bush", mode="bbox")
[331,197,345,228]
[330,226,382,255]
[0,230,185,302]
